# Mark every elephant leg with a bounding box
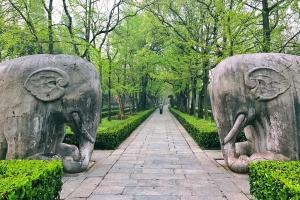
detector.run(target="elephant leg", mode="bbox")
[56,143,80,161]
[52,123,80,161]
[235,141,251,156]
[0,139,7,159]
[4,116,41,159]
[4,117,23,159]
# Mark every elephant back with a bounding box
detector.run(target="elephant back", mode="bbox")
[0,54,99,115]
[212,53,300,81]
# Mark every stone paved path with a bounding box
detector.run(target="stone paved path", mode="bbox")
[61,109,251,200]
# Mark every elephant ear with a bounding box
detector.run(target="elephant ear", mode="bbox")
[245,67,291,101]
[24,68,70,102]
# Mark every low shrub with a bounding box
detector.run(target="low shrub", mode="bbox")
[101,107,131,118]
[0,160,63,200]
[101,106,119,112]
[170,108,247,149]
[170,108,219,149]
[64,108,155,149]
[249,161,300,200]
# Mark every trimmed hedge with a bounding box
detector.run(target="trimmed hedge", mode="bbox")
[249,161,300,200]
[101,106,119,112]
[0,160,63,200]
[64,108,155,149]
[170,108,246,149]
[101,107,131,118]
[169,108,219,149]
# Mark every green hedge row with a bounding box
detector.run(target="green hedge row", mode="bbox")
[64,108,155,150]
[170,108,219,149]
[102,106,119,112]
[170,108,246,149]
[0,160,63,200]
[249,161,300,200]
[101,107,131,118]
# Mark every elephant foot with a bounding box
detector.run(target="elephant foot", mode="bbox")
[56,143,80,161]
[63,156,84,173]
[249,151,290,163]
[57,143,88,173]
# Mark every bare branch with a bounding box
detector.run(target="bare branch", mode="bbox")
[269,0,286,12]
[244,2,262,11]
[279,30,300,52]
[62,0,80,55]
[7,0,43,53]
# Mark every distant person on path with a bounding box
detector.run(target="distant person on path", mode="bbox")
[159,103,163,114]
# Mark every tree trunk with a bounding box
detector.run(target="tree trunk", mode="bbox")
[134,92,138,112]
[46,0,54,54]
[42,0,54,53]
[62,0,80,55]
[262,0,271,52]
[131,94,136,113]
[108,59,112,121]
[190,78,196,115]
[139,75,148,110]
[198,69,209,118]
[198,89,204,118]
[227,0,234,56]
[184,85,189,113]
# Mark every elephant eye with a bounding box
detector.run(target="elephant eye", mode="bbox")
[258,79,265,85]
[46,80,57,85]
[45,80,57,88]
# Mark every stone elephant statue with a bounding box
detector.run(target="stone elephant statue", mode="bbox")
[0,54,101,173]
[209,53,300,173]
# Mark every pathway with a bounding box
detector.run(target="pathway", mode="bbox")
[61,108,251,200]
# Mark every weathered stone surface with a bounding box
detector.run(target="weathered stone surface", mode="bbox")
[0,54,101,173]
[209,53,300,173]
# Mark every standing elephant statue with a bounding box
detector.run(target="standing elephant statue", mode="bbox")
[209,53,300,173]
[0,54,101,173]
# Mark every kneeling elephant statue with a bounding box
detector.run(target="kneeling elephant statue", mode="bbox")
[209,53,300,173]
[0,54,101,173]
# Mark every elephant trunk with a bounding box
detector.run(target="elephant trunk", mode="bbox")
[224,143,249,173]
[222,114,249,173]
[63,112,97,173]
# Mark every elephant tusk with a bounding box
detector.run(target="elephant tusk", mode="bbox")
[224,114,246,144]
[82,127,95,143]
[72,112,82,130]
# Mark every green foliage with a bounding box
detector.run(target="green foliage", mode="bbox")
[169,108,219,149]
[170,108,246,148]
[0,160,63,200]
[65,108,155,149]
[96,109,154,149]
[101,107,131,118]
[249,161,300,200]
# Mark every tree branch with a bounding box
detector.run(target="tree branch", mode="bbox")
[269,0,286,12]
[279,30,300,52]
[244,2,262,11]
